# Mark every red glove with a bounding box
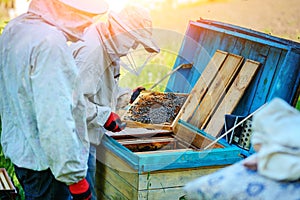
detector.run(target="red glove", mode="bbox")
[130,86,146,104]
[69,178,91,200]
[104,112,126,132]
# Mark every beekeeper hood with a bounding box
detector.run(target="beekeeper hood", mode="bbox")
[28,0,109,41]
[105,4,160,56]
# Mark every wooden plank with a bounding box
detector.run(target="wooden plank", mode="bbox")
[204,59,261,137]
[218,32,238,53]
[95,172,130,200]
[106,128,172,139]
[96,160,139,189]
[166,25,207,93]
[117,136,176,145]
[174,123,223,149]
[96,141,137,173]
[135,148,194,155]
[0,170,10,190]
[189,30,223,88]
[188,53,244,129]
[179,50,228,122]
[0,179,3,190]
[96,161,138,199]
[138,187,186,200]
[138,147,243,172]
[193,21,290,50]
[234,44,270,115]
[118,136,178,152]
[138,166,225,190]
[122,121,173,131]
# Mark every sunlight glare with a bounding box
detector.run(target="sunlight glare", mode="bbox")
[108,0,129,12]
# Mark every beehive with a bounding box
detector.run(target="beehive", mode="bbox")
[96,19,300,200]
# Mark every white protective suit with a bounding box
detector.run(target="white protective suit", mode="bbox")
[0,0,107,185]
[71,5,160,145]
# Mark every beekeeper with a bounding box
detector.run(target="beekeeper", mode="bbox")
[70,4,160,199]
[0,0,109,199]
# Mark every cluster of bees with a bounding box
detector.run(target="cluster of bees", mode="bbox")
[124,92,187,124]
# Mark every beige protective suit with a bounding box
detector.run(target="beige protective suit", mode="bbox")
[71,5,160,145]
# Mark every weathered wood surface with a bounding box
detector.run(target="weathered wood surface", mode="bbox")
[121,121,173,131]
[204,59,261,136]
[96,161,138,200]
[174,123,223,149]
[138,166,225,190]
[0,168,14,190]
[179,50,228,122]
[96,138,138,173]
[96,159,226,200]
[118,136,178,152]
[106,127,172,140]
[188,53,244,129]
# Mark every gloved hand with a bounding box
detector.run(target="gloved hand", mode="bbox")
[69,178,91,200]
[104,112,126,132]
[130,86,146,104]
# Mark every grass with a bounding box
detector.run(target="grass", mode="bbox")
[119,47,179,91]
[297,96,300,110]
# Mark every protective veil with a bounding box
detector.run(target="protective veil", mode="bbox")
[0,0,102,185]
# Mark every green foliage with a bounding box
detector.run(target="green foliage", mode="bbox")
[0,20,9,34]
[0,22,6,34]
[296,96,300,111]
[119,46,178,92]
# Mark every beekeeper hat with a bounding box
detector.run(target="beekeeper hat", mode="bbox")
[59,0,109,14]
[111,5,160,53]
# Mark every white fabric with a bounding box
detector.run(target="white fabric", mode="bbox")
[59,0,108,14]
[70,5,159,145]
[0,0,101,185]
[28,0,96,42]
[251,98,300,181]
[109,4,160,53]
[184,154,300,200]
[71,23,116,145]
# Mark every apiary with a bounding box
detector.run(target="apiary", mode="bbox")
[95,18,300,200]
